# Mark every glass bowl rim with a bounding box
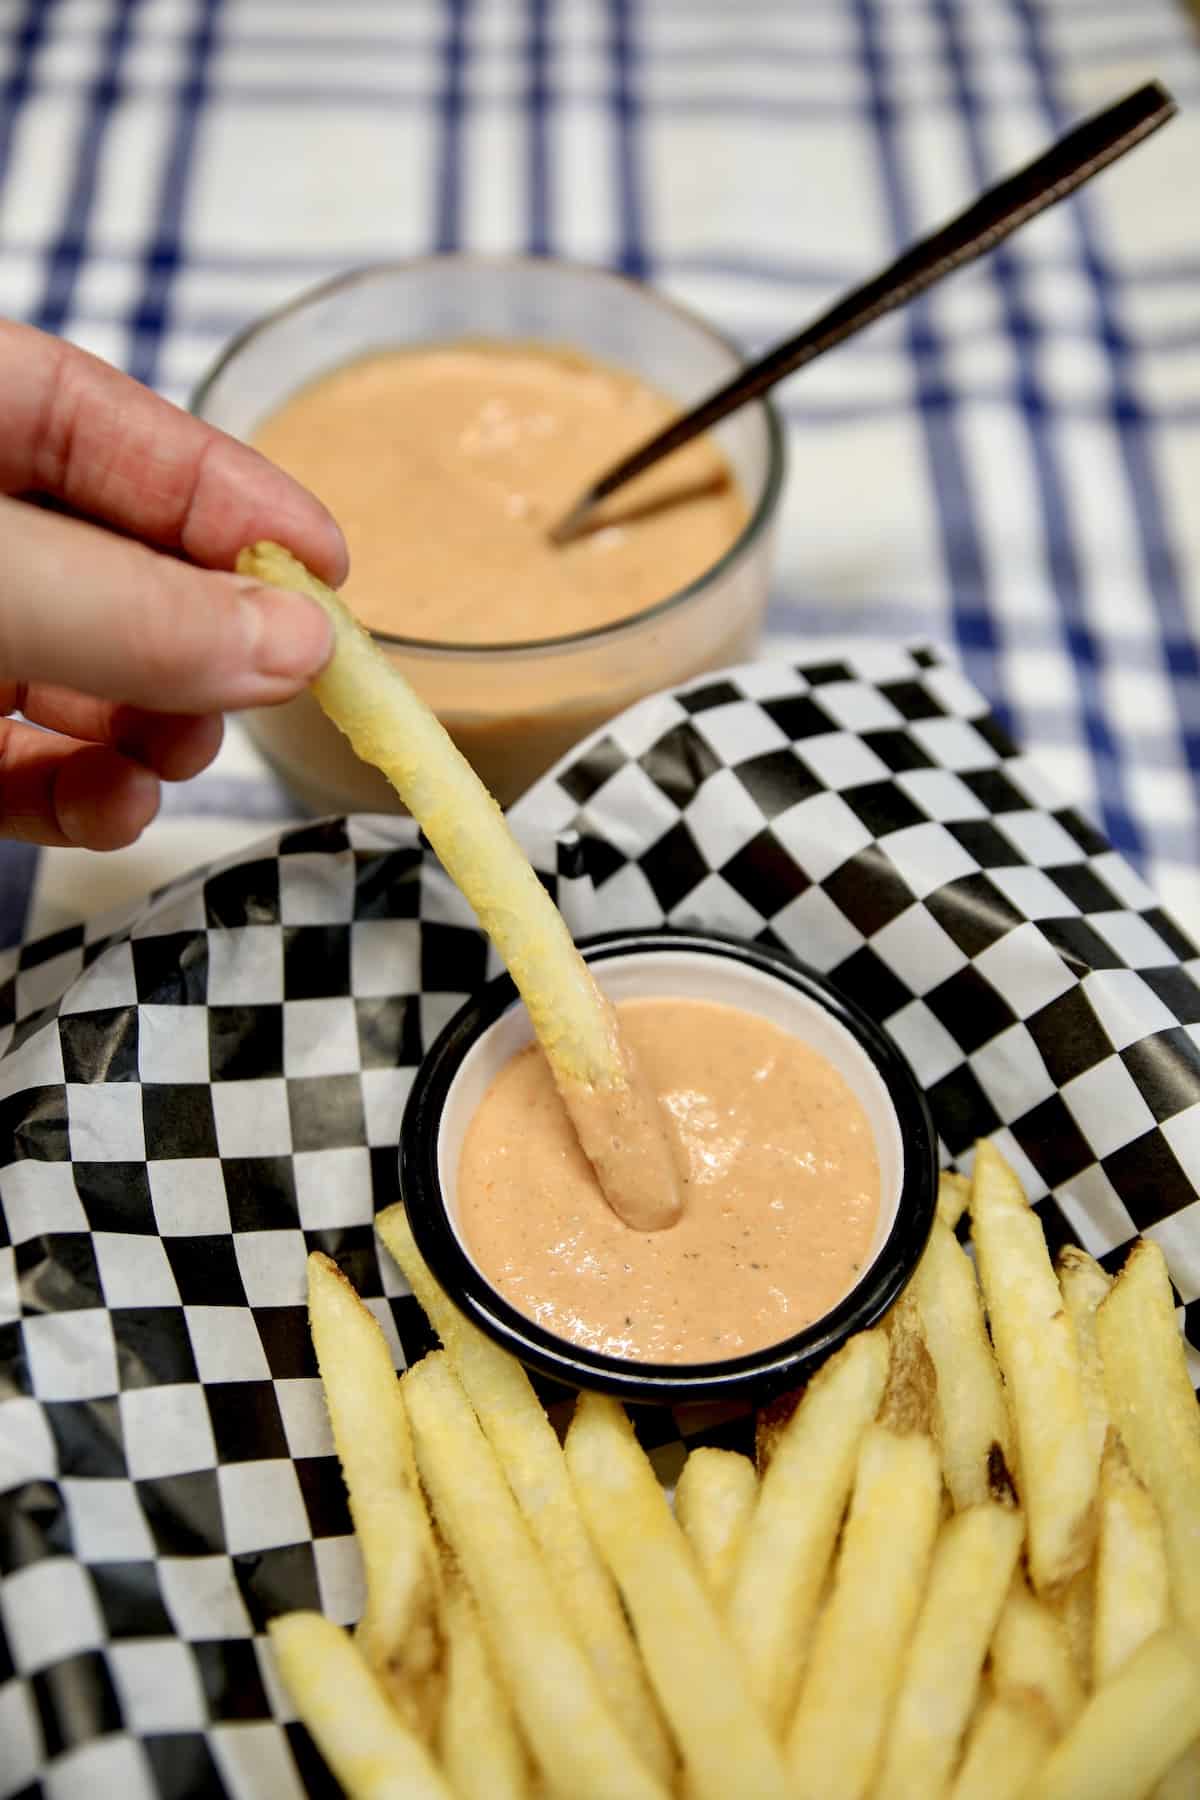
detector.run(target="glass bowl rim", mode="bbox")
[189,253,788,660]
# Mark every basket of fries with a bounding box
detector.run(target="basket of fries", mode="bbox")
[1,638,1198,1799]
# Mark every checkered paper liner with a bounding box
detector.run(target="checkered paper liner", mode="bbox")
[2,644,1199,1799]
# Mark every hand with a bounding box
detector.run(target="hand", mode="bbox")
[0,319,348,850]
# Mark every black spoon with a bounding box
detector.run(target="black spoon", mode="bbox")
[548,79,1175,545]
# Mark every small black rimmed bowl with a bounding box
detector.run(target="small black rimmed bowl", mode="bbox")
[399,929,938,1405]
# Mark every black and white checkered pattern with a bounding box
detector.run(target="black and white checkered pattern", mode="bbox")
[2,648,1198,1797]
[3,0,1200,950]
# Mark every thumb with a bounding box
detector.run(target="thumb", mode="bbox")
[0,495,335,713]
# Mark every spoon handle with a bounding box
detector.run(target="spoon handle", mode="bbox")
[551,79,1175,543]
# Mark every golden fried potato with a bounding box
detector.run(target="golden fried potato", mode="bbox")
[970,1141,1097,1592]
[376,1205,673,1785]
[950,1691,1054,1800]
[726,1330,890,1732]
[306,1253,442,1732]
[674,1447,758,1604]
[1025,1629,1200,1800]
[438,1567,530,1800]
[239,542,680,1231]
[1092,1437,1169,1687]
[878,1291,937,1437]
[566,1393,790,1800]
[268,1612,454,1800]
[1096,1240,1200,1640]
[873,1502,1025,1800]
[991,1571,1084,1735]
[911,1216,1013,1510]
[937,1171,970,1232]
[1056,1246,1111,1473]
[754,1384,804,1474]
[403,1353,668,1800]
[786,1426,941,1799]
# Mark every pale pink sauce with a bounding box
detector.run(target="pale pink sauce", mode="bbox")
[457,997,881,1364]
[251,343,746,644]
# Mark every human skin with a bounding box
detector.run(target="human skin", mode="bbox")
[0,319,347,850]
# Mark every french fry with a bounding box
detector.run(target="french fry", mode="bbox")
[1095,1239,1200,1639]
[402,1353,668,1800]
[565,1393,791,1800]
[786,1426,941,1800]
[725,1330,890,1733]
[1057,1246,1111,1472]
[969,1139,1097,1592]
[1052,1247,1107,1686]
[438,1568,531,1800]
[306,1253,441,1730]
[376,1205,674,1786]
[911,1216,1013,1510]
[754,1386,804,1474]
[1053,1571,1095,1691]
[949,1691,1054,1800]
[1092,1437,1169,1687]
[873,1502,1025,1800]
[878,1291,936,1436]
[938,1171,970,1232]
[239,542,679,1231]
[1052,1251,1106,1686]
[1154,1744,1200,1799]
[1025,1629,1200,1800]
[268,1612,454,1800]
[288,1140,1200,1800]
[674,1447,758,1603]
[991,1571,1084,1734]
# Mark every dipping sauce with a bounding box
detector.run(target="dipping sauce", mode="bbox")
[251,342,747,645]
[457,997,881,1365]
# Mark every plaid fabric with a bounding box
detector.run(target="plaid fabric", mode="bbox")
[0,0,1198,946]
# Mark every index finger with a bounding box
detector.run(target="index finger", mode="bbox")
[0,319,348,584]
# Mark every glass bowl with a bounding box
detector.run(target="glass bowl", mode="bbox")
[190,256,786,812]
[398,930,938,1406]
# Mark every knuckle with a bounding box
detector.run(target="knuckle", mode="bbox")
[119,555,233,702]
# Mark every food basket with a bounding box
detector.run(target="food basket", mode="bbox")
[1,644,1197,1798]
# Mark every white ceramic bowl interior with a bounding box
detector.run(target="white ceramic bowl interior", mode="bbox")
[436,946,905,1294]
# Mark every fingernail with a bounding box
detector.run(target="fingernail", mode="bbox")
[239,585,334,681]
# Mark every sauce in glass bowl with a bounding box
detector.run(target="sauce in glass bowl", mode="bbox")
[251,341,748,645]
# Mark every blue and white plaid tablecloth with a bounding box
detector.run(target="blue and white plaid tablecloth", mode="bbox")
[1,0,1198,945]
